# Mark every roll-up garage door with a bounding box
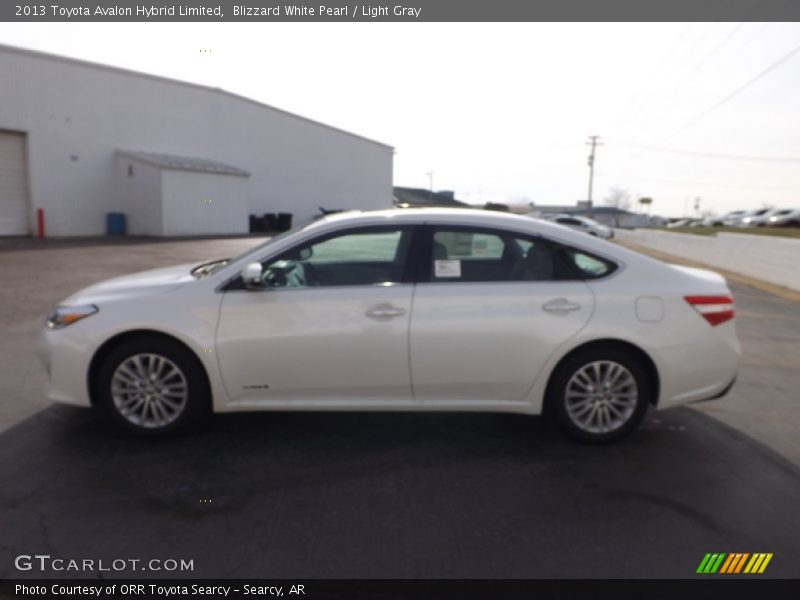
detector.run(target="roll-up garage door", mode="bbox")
[0,131,29,235]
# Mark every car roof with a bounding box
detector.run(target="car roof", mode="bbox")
[307,207,600,242]
[315,207,530,227]
[324,206,558,226]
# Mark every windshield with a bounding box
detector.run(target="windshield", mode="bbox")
[189,222,317,278]
[223,220,318,267]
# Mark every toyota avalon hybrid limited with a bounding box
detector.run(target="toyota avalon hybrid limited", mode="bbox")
[39,208,740,442]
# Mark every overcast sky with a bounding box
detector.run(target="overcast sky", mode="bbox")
[2,22,799,216]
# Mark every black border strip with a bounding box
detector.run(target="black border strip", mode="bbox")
[4,0,800,23]
[3,579,800,599]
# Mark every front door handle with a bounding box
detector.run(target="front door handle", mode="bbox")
[543,298,582,312]
[365,304,407,318]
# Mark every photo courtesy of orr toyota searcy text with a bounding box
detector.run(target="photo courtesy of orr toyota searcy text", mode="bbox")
[15,584,301,597]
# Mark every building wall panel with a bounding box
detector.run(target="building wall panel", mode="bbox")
[0,130,29,235]
[0,45,393,236]
[161,171,249,236]
[114,156,162,235]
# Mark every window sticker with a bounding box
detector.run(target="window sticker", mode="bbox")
[434,259,462,278]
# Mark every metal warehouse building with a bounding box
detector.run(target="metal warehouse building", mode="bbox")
[0,44,394,237]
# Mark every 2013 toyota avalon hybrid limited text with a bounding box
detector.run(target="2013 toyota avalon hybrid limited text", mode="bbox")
[39,209,740,442]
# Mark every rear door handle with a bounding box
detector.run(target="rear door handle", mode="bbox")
[365,304,407,318]
[543,298,582,312]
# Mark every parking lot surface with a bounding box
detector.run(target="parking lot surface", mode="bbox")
[1,405,799,578]
[1,236,799,578]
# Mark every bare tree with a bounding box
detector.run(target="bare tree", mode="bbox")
[604,187,632,211]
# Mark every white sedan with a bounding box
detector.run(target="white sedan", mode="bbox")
[39,209,740,442]
[540,214,614,239]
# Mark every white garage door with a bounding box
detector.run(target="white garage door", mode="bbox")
[0,131,29,236]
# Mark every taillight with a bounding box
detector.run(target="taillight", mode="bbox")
[684,295,735,326]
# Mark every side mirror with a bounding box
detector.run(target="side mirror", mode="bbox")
[241,262,263,289]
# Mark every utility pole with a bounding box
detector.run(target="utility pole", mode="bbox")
[586,135,602,216]
[426,171,434,203]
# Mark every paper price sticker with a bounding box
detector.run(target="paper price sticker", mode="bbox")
[434,259,462,278]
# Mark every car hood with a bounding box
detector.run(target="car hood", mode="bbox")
[60,263,199,306]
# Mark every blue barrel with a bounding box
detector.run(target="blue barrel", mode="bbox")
[106,212,127,235]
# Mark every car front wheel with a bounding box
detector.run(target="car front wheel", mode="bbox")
[549,348,651,443]
[96,336,210,435]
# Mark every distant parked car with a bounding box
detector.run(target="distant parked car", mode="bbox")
[738,208,774,227]
[541,214,614,239]
[765,208,800,227]
[721,210,747,226]
[649,216,669,227]
[666,218,696,228]
[701,215,724,227]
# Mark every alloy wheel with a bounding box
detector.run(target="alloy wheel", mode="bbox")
[110,353,189,429]
[564,360,639,434]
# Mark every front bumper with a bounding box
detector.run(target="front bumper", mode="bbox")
[39,327,93,407]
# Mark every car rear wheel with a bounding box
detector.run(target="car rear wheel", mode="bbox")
[97,336,210,435]
[549,347,651,443]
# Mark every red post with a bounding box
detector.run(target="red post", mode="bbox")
[36,208,45,239]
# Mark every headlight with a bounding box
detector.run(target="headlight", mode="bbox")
[46,305,99,329]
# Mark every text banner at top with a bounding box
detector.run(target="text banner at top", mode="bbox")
[5,0,800,22]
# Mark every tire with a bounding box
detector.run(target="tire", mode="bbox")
[548,347,651,443]
[96,336,210,435]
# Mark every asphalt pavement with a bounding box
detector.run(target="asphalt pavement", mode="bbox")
[1,403,799,579]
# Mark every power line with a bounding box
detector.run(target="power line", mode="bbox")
[634,22,749,126]
[622,174,800,191]
[613,41,800,174]
[612,3,759,138]
[609,141,800,163]
[648,42,800,148]
[611,23,719,137]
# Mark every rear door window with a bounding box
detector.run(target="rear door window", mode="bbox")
[429,228,568,282]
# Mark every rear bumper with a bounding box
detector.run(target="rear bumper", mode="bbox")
[653,321,741,410]
[689,375,737,404]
